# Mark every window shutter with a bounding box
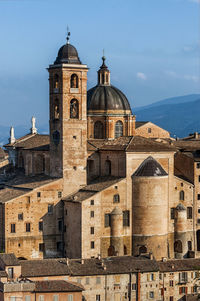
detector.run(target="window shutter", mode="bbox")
[147,274,150,281]
[186,287,188,294]
[123,210,130,227]
[179,287,182,294]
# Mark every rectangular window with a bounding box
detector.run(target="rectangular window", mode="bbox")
[159,273,162,280]
[58,220,63,231]
[58,191,62,198]
[150,273,154,281]
[198,194,200,200]
[53,295,59,301]
[188,241,192,251]
[90,200,94,205]
[18,213,23,220]
[48,204,53,214]
[85,277,90,285]
[149,291,154,298]
[77,278,81,284]
[90,211,94,218]
[11,223,15,233]
[199,175,200,183]
[26,223,31,232]
[25,296,31,301]
[169,280,174,287]
[57,242,63,251]
[132,283,136,290]
[187,207,192,219]
[90,227,94,234]
[170,208,175,219]
[39,221,43,231]
[105,213,111,227]
[39,296,44,301]
[96,277,101,284]
[96,295,100,301]
[91,241,95,249]
[10,298,16,301]
[123,210,130,227]
[8,267,13,279]
[169,297,173,301]
[39,243,45,252]
[148,128,152,133]
[37,192,41,198]
[197,163,200,168]
[113,194,120,203]
[68,295,73,301]
[179,272,188,283]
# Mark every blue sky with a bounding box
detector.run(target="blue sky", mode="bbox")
[0,0,199,129]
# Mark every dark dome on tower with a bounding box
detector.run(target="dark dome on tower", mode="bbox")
[54,43,81,65]
[87,56,132,114]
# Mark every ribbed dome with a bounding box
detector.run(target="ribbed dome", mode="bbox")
[54,43,81,65]
[133,156,168,177]
[87,85,132,112]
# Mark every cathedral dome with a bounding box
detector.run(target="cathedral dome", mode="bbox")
[87,85,132,112]
[133,156,168,177]
[87,56,132,114]
[54,43,81,65]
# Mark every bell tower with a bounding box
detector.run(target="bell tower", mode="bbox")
[48,33,88,195]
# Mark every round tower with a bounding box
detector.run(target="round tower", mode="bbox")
[109,207,124,256]
[174,204,188,259]
[132,156,169,259]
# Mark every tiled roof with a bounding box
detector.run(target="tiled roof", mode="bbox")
[0,175,59,203]
[34,280,83,292]
[21,256,158,278]
[4,134,49,150]
[0,148,6,160]
[133,156,168,177]
[135,121,149,129]
[98,136,176,152]
[63,177,124,203]
[158,258,200,272]
[0,253,19,266]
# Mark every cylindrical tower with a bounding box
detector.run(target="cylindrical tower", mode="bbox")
[110,207,124,256]
[174,203,188,259]
[132,156,169,260]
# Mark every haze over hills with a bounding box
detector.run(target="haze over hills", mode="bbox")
[0,94,200,147]
[134,94,200,138]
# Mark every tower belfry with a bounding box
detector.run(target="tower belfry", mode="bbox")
[48,35,88,195]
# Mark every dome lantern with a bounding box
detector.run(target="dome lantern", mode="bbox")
[97,56,110,86]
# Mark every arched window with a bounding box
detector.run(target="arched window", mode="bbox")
[54,74,59,89]
[102,74,105,84]
[115,121,123,138]
[105,160,111,176]
[70,99,79,119]
[180,190,184,201]
[113,194,120,203]
[70,74,78,88]
[94,121,104,139]
[139,246,147,255]
[108,245,115,256]
[54,99,59,119]
[174,240,182,253]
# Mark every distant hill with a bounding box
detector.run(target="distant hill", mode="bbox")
[134,94,200,138]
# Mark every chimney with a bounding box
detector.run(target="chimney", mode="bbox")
[9,126,16,144]
[98,254,101,260]
[31,116,37,134]
[195,132,198,139]
[66,258,69,266]
[81,259,84,264]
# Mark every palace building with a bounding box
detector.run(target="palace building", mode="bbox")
[0,35,199,262]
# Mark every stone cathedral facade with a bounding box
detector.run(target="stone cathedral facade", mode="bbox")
[1,37,200,262]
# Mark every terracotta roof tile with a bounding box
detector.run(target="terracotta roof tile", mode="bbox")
[4,134,49,150]
[34,280,83,292]
[0,253,19,266]
[158,258,200,272]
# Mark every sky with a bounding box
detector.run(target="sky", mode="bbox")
[0,0,199,130]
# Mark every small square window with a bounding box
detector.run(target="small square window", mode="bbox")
[149,291,154,298]
[26,223,31,232]
[58,191,62,198]
[96,277,101,284]
[90,227,94,234]
[90,211,94,218]
[148,128,152,133]
[197,163,200,168]
[181,183,183,187]
[48,204,53,214]
[91,241,95,249]
[11,223,15,233]
[90,200,94,205]
[37,192,41,198]
[18,213,23,220]
[113,194,120,203]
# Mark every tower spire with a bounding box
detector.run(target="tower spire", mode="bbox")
[31,116,37,134]
[9,126,15,144]
[98,52,110,85]
[66,26,70,44]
